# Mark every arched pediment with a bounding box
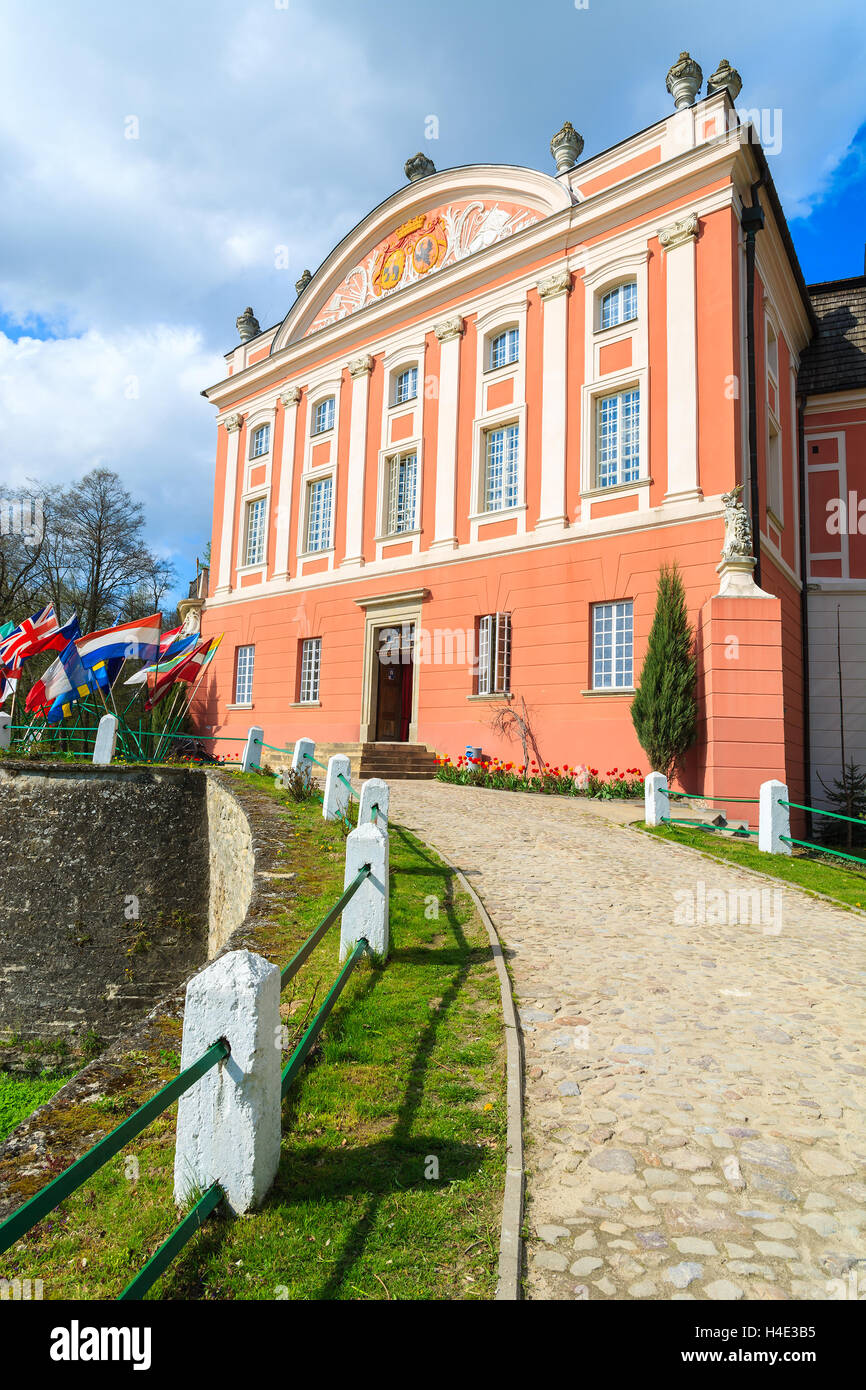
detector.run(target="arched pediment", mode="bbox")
[270,165,571,353]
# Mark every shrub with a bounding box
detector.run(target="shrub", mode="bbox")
[630,560,697,781]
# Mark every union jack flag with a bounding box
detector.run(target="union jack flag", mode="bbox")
[0,605,61,675]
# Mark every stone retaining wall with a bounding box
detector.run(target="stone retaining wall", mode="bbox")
[0,764,255,1060]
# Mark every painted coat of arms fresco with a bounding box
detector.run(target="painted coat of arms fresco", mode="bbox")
[306,199,542,335]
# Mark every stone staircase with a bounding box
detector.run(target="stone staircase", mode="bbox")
[311,741,439,782]
[359,743,438,781]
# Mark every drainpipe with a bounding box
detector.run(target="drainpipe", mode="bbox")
[796,391,813,840]
[742,177,765,589]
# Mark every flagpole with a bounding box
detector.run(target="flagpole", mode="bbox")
[152,686,185,763]
[161,644,217,760]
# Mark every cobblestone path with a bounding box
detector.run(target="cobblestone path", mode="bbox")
[390,781,866,1301]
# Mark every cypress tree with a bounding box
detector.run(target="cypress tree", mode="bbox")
[630,561,697,781]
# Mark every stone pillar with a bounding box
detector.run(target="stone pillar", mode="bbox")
[291,737,315,775]
[697,593,787,803]
[92,714,118,766]
[644,772,668,826]
[174,949,281,1214]
[215,413,244,595]
[359,778,390,827]
[273,386,301,582]
[536,270,571,530]
[0,713,10,751]
[341,355,373,568]
[242,725,263,772]
[431,316,464,551]
[660,214,701,502]
[323,754,351,821]
[759,780,792,855]
[340,822,389,962]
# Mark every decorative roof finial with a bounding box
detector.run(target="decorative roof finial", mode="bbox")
[665,51,703,109]
[405,152,436,183]
[707,58,742,103]
[550,121,584,173]
[236,307,261,342]
[295,269,312,297]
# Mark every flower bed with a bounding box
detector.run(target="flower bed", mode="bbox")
[434,755,644,799]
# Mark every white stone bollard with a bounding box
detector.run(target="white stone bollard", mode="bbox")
[759,779,791,855]
[340,822,389,962]
[92,714,118,766]
[644,771,669,826]
[241,725,264,772]
[0,713,11,751]
[323,754,351,821]
[291,737,315,780]
[174,949,281,1214]
[358,778,389,827]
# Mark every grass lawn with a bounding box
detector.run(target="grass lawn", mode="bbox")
[0,776,506,1300]
[0,1073,74,1145]
[642,821,866,911]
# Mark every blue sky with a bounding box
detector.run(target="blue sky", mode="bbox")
[1,0,864,605]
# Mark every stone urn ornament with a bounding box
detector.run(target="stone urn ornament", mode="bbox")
[665,51,703,109]
[236,307,261,342]
[707,58,742,103]
[405,152,436,183]
[550,121,584,173]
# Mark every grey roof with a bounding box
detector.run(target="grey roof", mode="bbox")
[799,275,866,395]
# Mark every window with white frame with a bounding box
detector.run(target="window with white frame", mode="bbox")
[251,423,270,458]
[483,423,520,512]
[767,420,783,520]
[312,396,335,435]
[243,496,267,567]
[600,282,637,330]
[234,645,255,704]
[596,388,640,488]
[476,613,511,695]
[489,327,519,371]
[592,602,633,690]
[385,451,418,535]
[305,475,332,552]
[393,366,418,406]
[299,637,321,703]
[766,322,779,381]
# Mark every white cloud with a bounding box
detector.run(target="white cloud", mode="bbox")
[0,327,224,570]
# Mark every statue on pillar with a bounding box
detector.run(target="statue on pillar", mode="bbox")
[716,484,772,597]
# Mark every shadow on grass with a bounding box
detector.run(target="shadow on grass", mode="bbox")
[166,821,496,1300]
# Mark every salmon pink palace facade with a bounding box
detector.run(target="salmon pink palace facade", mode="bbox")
[196,53,866,806]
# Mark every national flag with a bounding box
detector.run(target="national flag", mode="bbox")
[23,613,81,660]
[0,621,15,642]
[76,614,162,683]
[159,626,183,653]
[25,640,93,715]
[123,634,198,686]
[0,605,58,673]
[0,672,16,706]
[143,636,220,711]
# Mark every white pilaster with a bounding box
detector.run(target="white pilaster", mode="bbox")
[536,271,571,530]
[431,315,464,550]
[341,355,373,568]
[660,214,701,502]
[273,387,301,581]
[215,413,244,595]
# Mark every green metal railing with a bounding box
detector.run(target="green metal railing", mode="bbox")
[280,865,371,987]
[0,1039,229,1256]
[119,1183,223,1301]
[778,799,866,868]
[282,939,368,1099]
[659,785,758,836]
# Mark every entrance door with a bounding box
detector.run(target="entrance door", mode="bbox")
[374,625,414,741]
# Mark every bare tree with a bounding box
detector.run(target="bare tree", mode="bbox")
[36,469,174,633]
[489,695,545,778]
[0,481,49,619]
